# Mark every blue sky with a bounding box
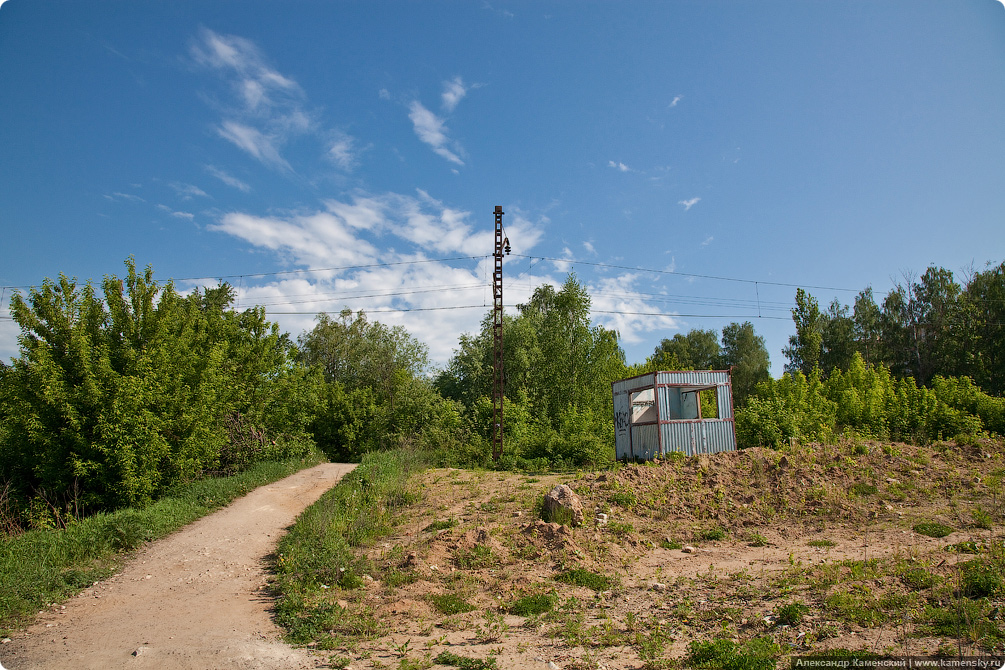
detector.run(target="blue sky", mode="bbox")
[2,1,1003,375]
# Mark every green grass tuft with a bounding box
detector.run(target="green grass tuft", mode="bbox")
[913,522,954,538]
[555,568,615,591]
[429,593,476,615]
[509,592,556,616]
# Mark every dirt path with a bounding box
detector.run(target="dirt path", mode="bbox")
[2,462,354,670]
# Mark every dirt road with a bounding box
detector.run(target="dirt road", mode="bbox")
[2,462,354,670]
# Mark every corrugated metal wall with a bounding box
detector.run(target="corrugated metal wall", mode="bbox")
[612,370,736,459]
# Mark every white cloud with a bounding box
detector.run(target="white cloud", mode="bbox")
[669,95,682,107]
[408,101,464,165]
[379,88,391,100]
[327,132,360,171]
[0,303,20,365]
[205,165,251,192]
[205,190,547,364]
[192,28,314,170]
[217,121,291,171]
[169,182,209,200]
[582,241,596,255]
[608,161,630,172]
[700,236,714,247]
[157,204,196,220]
[441,76,468,112]
[588,274,679,345]
[678,197,701,211]
[105,192,146,203]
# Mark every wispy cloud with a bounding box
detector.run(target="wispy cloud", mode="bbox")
[205,165,251,192]
[156,204,195,220]
[700,235,714,247]
[669,95,682,108]
[105,192,146,203]
[191,28,314,170]
[441,76,468,112]
[608,161,631,172]
[169,182,209,200]
[408,101,464,165]
[678,197,701,211]
[217,121,291,171]
[327,131,362,171]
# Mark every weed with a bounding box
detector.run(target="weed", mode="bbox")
[423,518,458,532]
[959,558,1004,598]
[683,636,778,669]
[947,541,985,554]
[509,592,555,616]
[775,601,809,625]
[608,490,638,507]
[555,568,616,591]
[606,520,634,538]
[428,593,476,615]
[661,538,683,550]
[397,654,433,670]
[747,531,769,547]
[699,526,727,541]
[454,545,496,570]
[383,568,420,588]
[433,651,498,670]
[825,590,886,626]
[898,566,939,590]
[849,482,878,496]
[914,522,954,538]
[807,539,836,548]
[972,506,993,530]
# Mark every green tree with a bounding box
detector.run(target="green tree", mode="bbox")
[783,288,823,376]
[819,298,856,375]
[0,259,310,516]
[852,288,882,366]
[651,328,721,370]
[719,321,770,407]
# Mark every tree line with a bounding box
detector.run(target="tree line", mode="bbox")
[2,259,1002,529]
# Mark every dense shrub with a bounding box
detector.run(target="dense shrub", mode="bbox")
[736,353,995,449]
[0,260,314,521]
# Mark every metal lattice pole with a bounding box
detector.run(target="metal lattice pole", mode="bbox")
[492,206,508,461]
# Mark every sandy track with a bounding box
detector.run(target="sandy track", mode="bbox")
[2,462,354,670]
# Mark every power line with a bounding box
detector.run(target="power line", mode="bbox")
[511,254,862,293]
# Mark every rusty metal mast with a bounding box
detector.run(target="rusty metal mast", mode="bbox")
[492,205,509,461]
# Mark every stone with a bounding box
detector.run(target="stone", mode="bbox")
[542,485,585,527]
[682,545,697,553]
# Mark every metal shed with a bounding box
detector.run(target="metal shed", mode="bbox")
[612,370,737,460]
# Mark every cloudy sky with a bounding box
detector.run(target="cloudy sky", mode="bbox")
[1,1,1003,374]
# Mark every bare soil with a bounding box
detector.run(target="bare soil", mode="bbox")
[330,440,1005,669]
[1,462,355,670]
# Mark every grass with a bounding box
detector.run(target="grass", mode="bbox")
[272,449,424,649]
[509,592,556,616]
[433,651,497,670]
[913,522,955,538]
[0,453,322,635]
[428,593,476,615]
[683,637,779,670]
[555,568,616,591]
